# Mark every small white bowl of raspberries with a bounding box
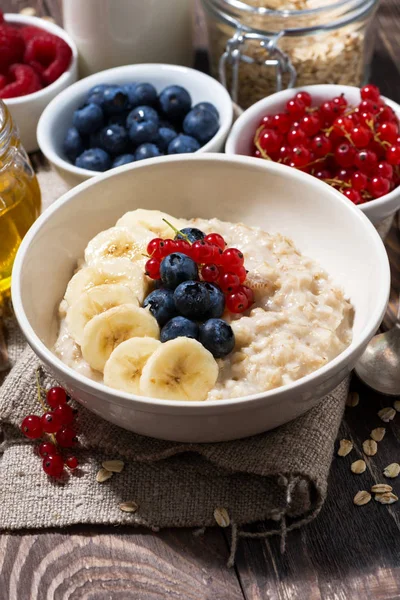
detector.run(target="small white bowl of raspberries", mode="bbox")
[226,84,400,228]
[0,12,78,152]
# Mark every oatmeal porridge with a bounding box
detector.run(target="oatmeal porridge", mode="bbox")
[54,209,353,401]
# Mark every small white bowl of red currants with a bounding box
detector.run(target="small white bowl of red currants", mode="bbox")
[225,84,400,227]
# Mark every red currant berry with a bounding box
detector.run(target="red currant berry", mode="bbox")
[319,100,339,125]
[53,403,75,426]
[377,161,393,179]
[314,169,331,180]
[41,411,63,434]
[270,112,291,134]
[191,240,214,263]
[201,264,220,283]
[258,129,282,154]
[21,415,43,439]
[43,454,64,477]
[66,456,78,470]
[161,239,177,257]
[46,387,67,409]
[240,285,254,307]
[354,149,378,174]
[359,99,380,115]
[336,168,354,183]
[351,171,368,191]
[360,84,380,102]
[350,126,372,148]
[38,442,58,458]
[56,426,78,448]
[332,94,348,110]
[295,91,312,107]
[287,127,307,146]
[278,144,291,162]
[236,266,247,283]
[347,112,360,126]
[259,114,274,129]
[204,233,225,250]
[334,143,356,168]
[145,257,161,279]
[311,134,332,157]
[368,176,391,198]
[299,114,321,136]
[226,290,248,314]
[333,116,353,135]
[377,122,398,144]
[343,188,363,205]
[386,145,400,166]
[220,272,240,292]
[175,239,191,255]
[291,145,311,168]
[146,238,165,259]
[286,97,306,120]
[368,139,386,160]
[377,105,397,125]
[221,248,244,270]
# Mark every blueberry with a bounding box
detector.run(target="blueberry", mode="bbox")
[122,83,137,105]
[63,126,85,162]
[143,289,177,327]
[101,87,129,115]
[174,281,212,321]
[199,318,235,358]
[157,127,177,152]
[161,316,199,343]
[98,124,128,155]
[168,134,200,154]
[192,102,219,120]
[159,85,192,120]
[129,120,158,146]
[72,103,104,135]
[129,82,158,107]
[75,148,111,172]
[175,227,205,243]
[112,153,135,168]
[86,84,112,106]
[203,283,225,319]
[89,129,102,148]
[134,143,162,161]
[183,107,219,144]
[126,105,159,129]
[108,112,130,127]
[160,252,198,290]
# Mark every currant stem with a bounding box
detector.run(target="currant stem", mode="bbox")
[35,369,47,413]
[162,219,191,243]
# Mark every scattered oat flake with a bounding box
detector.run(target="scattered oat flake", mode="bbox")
[214,507,230,528]
[394,400,400,412]
[363,439,378,457]
[378,407,396,422]
[353,491,371,506]
[351,460,366,474]
[96,468,113,483]
[337,439,353,457]
[346,392,359,407]
[370,427,386,442]
[42,15,56,22]
[384,463,400,478]
[119,501,138,513]
[20,6,36,15]
[102,460,124,473]
[375,492,398,505]
[371,484,393,494]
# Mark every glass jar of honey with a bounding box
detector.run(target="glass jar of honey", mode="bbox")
[0,100,41,296]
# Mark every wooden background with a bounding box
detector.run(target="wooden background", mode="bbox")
[2,0,400,598]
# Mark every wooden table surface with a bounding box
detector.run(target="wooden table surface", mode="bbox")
[2,1,400,598]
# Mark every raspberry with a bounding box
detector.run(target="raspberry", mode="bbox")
[0,10,4,24]
[20,25,56,43]
[0,64,42,98]
[0,25,25,73]
[0,74,8,90]
[24,36,72,85]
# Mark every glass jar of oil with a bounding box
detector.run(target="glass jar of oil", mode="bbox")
[0,100,41,296]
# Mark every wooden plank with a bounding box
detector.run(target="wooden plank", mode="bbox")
[0,527,244,600]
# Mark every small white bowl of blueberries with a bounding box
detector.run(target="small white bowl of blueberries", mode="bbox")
[37,63,233,187]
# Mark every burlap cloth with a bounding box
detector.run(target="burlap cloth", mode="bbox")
[0,168,349,564]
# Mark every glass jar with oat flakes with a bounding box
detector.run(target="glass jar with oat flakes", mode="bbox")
[201,0,379,109]
[0,100,41,297]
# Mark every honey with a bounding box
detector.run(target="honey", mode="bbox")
[0,101,41,295]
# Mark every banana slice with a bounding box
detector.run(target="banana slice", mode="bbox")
[116,209,185,240]
[84,226,147,266]
[104,337,161,394]
[66,283,139,345]
[81,304,160,372]
[64,258,149,306]
[140,337,218,401]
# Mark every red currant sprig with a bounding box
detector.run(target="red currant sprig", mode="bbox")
[20,371,79,477]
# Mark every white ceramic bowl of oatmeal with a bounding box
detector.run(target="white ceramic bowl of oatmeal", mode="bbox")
[12,154,389,442]
[225,84,400,227]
